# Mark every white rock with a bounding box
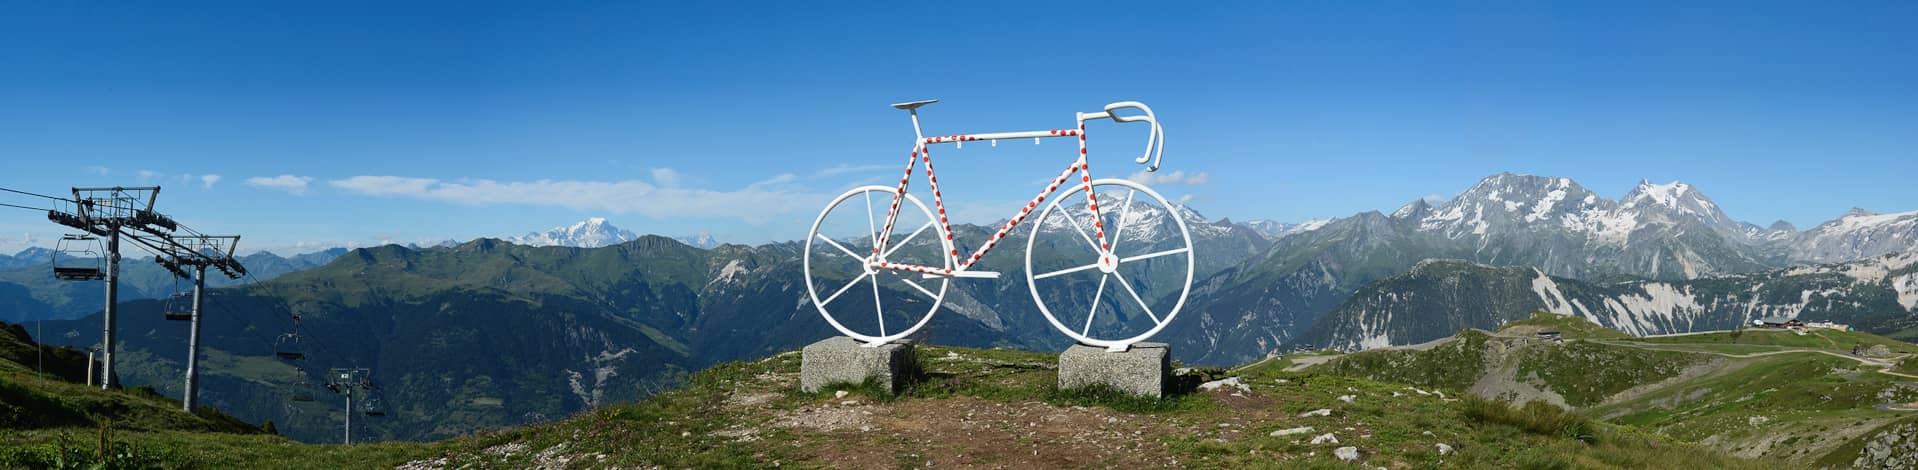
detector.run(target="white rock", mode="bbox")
[1437,443,1454,455]
[1335,446,1359,461]
[1106,416,1119,424]
[834,390,850,398]
[1338,394,1355,403]
[1271,426,1314,437]
[1199,377,1251,393]
[1311,433,1339,445]
[1299,408,1333,417]
[841,400,859,406]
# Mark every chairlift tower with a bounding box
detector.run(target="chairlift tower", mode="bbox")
[325,368,375,445]
[42,185,246,412]
[157,234,244,412]
[45,186,172,390]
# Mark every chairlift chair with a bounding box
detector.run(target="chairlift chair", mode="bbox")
[163,292,194,321]
[288,367,318,402]
[273,333,305,361]
[361,385,388,416]
[52,234,106,281]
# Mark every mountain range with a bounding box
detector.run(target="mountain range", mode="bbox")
[0,247,348,323]
[1162,173,1918,364]
[11,172,1918,444]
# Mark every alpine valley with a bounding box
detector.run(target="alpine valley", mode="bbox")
[9,173,1918,445]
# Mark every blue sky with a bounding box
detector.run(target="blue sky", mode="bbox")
[2,2,1914,255]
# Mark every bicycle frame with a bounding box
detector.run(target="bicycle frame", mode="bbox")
[865,109,1116,279]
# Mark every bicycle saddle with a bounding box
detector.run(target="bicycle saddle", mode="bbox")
[891,99,938,111]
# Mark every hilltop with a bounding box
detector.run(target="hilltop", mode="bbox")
[1302,312,1918,467]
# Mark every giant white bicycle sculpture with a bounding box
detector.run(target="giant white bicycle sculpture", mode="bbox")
[804,100,1191,352]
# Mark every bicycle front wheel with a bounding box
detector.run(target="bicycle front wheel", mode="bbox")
[1024,178,1194,350]
[804,185,953,345]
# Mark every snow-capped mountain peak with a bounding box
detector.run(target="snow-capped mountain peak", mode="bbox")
[508,217,641,248]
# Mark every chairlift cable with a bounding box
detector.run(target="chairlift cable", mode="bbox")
[0,202,49,211]
[0,186,64,201]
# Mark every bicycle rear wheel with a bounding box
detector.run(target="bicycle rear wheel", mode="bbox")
[1024,179,1194,350]
[804,185,953,345]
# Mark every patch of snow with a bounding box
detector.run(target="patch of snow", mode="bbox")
[1895,273,1918,311]
[1525,188,1568,223]
[1530,269,1574,314]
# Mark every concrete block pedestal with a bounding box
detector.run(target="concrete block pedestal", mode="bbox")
[800,336,915,394]
[1058,342,1169,398]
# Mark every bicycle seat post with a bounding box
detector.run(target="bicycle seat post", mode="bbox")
[892,99,938,141]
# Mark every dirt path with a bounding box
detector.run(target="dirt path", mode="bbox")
[1596,340,1918,380]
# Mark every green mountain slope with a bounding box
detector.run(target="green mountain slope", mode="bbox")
[0,248,345,323]
[1306,316,1918,465]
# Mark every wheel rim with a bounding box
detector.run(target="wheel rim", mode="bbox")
[1025,178,1194,349]
[804,185,952,344]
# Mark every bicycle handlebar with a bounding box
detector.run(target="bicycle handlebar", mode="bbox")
[1082,101,1165,172]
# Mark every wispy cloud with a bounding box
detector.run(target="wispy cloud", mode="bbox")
[85,166,109,176]
[245,175,315,195]
[1126,169,1210,186]
[329,174,823,223]
[201,174,223,189]
[651,168,682,187]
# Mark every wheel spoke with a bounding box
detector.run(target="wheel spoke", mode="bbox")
[870,272,886,336]
[1120,247,1190,264]
[882,221,934,260]
[1083,274,1109,336]
[1107,189,1137,253]
[891,271,938,299]
[1055,205,1104,255]
[820,272,870,306]
[1034,262,1101,280]
[1111,272,1162,325]
[865,191,880,253]
[815,233,865,261]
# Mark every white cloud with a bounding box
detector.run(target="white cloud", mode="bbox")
[1421,194,1448,205]
[137,169,159,182]
[245,175,315,195]
[328,174,824,224]
[85,166,109,176]
[1126,170,1210,186]
[201,174,222,189]
[651,168,682,187]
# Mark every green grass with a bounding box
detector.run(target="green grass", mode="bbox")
[1317,329,1490,393]
[1621,328,1916,354]
[1514,340,1700,407]
[1586,351,1918,463]
[0,340,1772,468]
[1498,311,1631,340]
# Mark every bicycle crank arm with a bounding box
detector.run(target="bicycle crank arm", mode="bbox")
[922,270,1001,279]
